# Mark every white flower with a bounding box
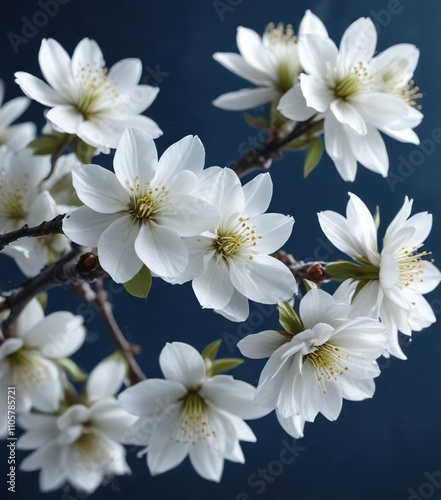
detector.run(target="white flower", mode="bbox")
[118,342,269,482]
[278,17,423,181]
[3,191,71,277]
[41,153,81,208]
[181,168,297,322]
[63,128,219,283]
[318,193,441,359]
[0,148,50,232]
[238,289,387,425]
[0,80,35,152]
[213,10,328,110]
[0,299,85,424]
[17,357,136,493]
[15,38,162,151]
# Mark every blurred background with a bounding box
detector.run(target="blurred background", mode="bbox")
[1,0,441,498]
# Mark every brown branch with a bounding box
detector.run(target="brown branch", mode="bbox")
[0,214,66,252]
[230,118,324,179]
[1,247,103,335]
[72,279,146,386]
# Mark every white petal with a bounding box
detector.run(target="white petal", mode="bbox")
[213,52,272,86]
[121,114,163,139]
[276,409,306,439]
[213,87,278,110]
[89,398,137,440]
[71,38,104,73]
[201,376,272,419]
[63,206,121,247]
[118,378,185,417]
[238,330,288,359]
[72,165,129,213]
[298,10,329,38]
[120,85,160,114]
[192,258,234,310]
[278,84,316,121]
[251,213,294,254]
[299,288,334,329]
[0,338,23,361]
[299,34,338,79]
[339,18,377,70]
[98,216,143,283]
[15,298,44,337]
[86,358,126,402]
[114,128,157,187]
[236,26,273,74]
[331,100,367,135]
[189,445,224,482]
[215,289,249,322]
[242,173,272,217]
[108,58,142,91]
[230,255,296,304]
[351,92,409,130]
[155,135,205,185]
[134,222,188,279]
[300,74,334,113]
[39,38,75,101]
[159,342,206,387]
[0,96,30,128]
[349,125,389,177]
[46,105,84,135]
[14,72,66,107]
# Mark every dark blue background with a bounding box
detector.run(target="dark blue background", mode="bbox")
[1,0,441,499]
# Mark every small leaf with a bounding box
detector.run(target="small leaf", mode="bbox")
[201,339,222,361]
[303,138,323,178]
[302,279,317,293]
[74,138,97,164]
[123,265,152,298]
[28,133,71,156]
[209,358,244,376]
[56,358,88,382]
[278,302,304,335]
[244,113,270,129]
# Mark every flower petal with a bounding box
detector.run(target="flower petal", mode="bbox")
[159,342,206,387]
[213,52,272,86]
[108,58,142,91]
[14,72,66,107]
[242,173,272,217]
[86,358,126,402]
[189,444,224,482]
[213,87,279,110]
[238,330,288,359]
[193,258,234,310]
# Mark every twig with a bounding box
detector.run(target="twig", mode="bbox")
[231,118,324,178]
[0,247,103,335]
[0,214,65,252]
[72,279,146,385]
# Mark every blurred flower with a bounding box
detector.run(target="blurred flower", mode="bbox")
[319,193,441,358]
[0,299,85,433]
[278,17,423,181]
[238,289,387,426]
[17,356,136,493]
[15,38,162,152]
[212,10,328,110]
[181,168,296,321]
[0,148,50,232]
[63,128,219,283]
[3,191,70,277]
[118,342,268,482]
[0,80,35,152]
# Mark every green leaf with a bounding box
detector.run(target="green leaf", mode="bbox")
[244,113,270,129]
[209,358,244,376]
[123,265,152,298]
[201,339,222,361]
[28,133,71,156]
[74,138,97,164]
[278,302,304,335]
[56,358,88,382]
[303,138,323,178]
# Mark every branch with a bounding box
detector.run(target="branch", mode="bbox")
[0,214,66,251]
[1,247,103,335]
[72,279,146,386]
[230,118,324,179]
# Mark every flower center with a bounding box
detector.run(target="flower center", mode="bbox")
[214,218,261,261]
[265,22,299,93]
[173,391,214,445]
[395,245,432,287]
[0,173,30,226]
[334,62,373,100]
[379,57,422,109]
[74,431,118,475]
[8,348,52,390]
[305,342,348,393]
[75,64,119,119]
[128,184,170,223]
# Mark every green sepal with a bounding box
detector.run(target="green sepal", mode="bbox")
[278,302,304,335]
[302,279,317,293]
[123,265,152,298]
[303,137,323,178]
[208,358,244,376]
[201,339,222,362]
[374,206,380,230]
[74,138,98,164]
[56,358,88,382]
[270,98,289,128]
[326,261,379,281]
[244,113,270,129]
[28,133,72,156]
[36,292,48,310]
